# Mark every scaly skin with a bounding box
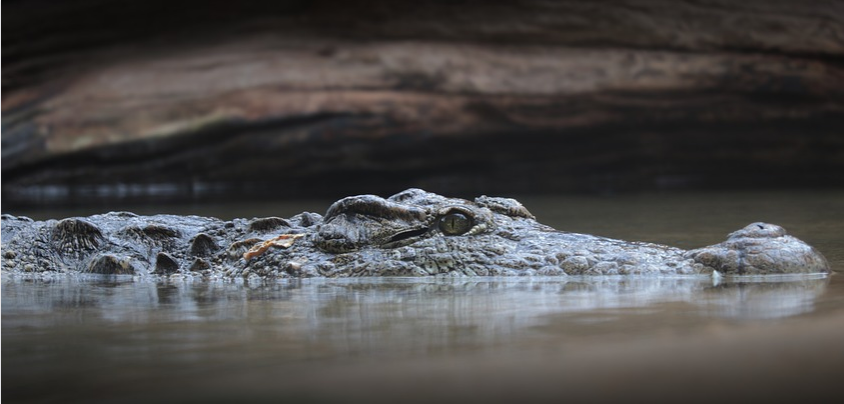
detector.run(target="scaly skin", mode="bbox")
[0,189,830,278]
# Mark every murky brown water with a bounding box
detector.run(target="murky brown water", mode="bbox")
[3,191,843,403]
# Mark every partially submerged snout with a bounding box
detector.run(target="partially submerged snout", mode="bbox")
[685,222,829,275]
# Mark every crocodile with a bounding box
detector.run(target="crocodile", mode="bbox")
[0,188,830,278]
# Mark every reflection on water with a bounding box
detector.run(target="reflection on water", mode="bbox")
[701,276,830,319]
[2,274,840,403]
[1,274,831,347]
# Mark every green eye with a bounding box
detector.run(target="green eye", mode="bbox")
[438,212,473,236]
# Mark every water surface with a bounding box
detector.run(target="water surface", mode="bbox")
[3,191,843,403]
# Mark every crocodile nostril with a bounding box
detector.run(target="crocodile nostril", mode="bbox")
[728,222,787,239]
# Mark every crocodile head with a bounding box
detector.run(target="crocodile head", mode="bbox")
[315,188,533,252]
[267,188,703,277]
[253,188,828,277]
[301,188,554,276]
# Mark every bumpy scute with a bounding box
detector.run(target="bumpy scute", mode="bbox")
[189,233,218,257]
[51,218,103,258]
[189,258,211,272]
[248,217,290,233]
[154,252,180,274]
[86,255,135,275]
[475,195,535,219]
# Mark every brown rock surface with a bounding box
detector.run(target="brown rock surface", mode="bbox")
[3,0,844,206]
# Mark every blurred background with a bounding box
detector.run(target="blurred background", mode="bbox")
[3,0,843,210]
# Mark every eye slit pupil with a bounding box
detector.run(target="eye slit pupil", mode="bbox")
[438,212,472,235]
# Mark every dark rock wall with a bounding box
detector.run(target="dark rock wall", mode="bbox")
[3,0,843,206]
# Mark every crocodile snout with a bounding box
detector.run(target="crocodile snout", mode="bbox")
[686,222,829,275]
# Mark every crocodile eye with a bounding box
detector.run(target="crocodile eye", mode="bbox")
[438,212,473,236]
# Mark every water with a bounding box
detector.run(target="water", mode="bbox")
[3,191,844,403]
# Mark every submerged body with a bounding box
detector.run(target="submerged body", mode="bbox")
[0,189,830,278]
